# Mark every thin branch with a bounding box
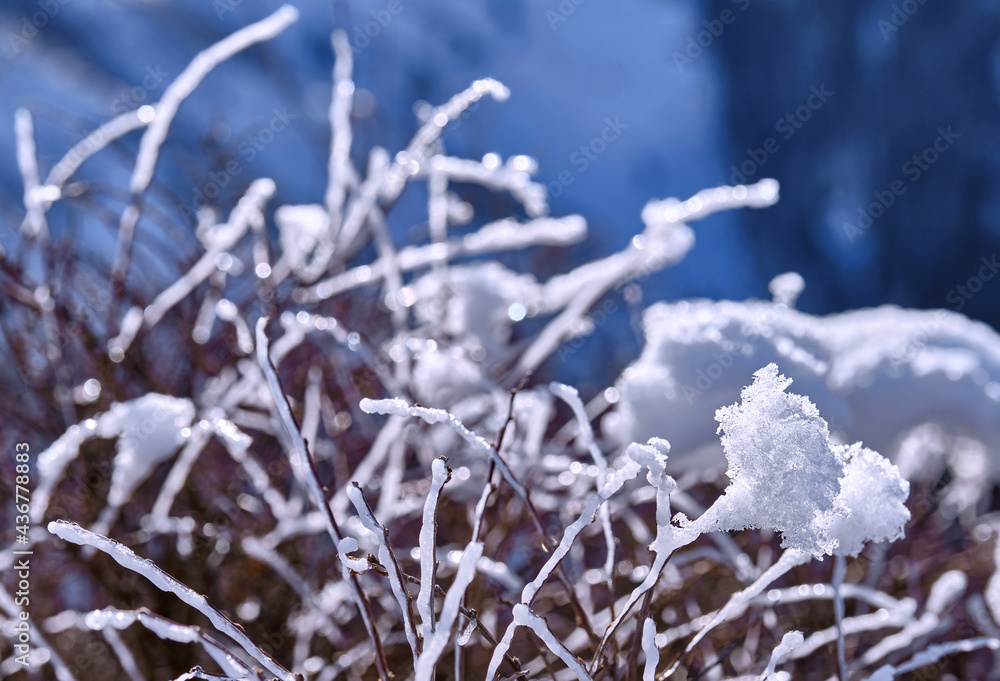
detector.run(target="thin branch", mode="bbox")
[361,396,601,647]
[46,521,297,681]
[349,481,421,659]
[15,108,48,241]
[325,30,354,242]
[255,317,391,681]
[111,5,299,294]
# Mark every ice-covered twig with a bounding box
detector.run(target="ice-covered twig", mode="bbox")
[192,270,226,344]
[255,318,390,681]
[415,541,483,681]
[46,521,296,681]
[216,299,256,355]
[44,110,147,189]
[415,155,547,217]
[15,108,48,240]
[33,420,92,524]
[110,178,276,356]
[325,29,355,243]
[864,638,1000,679]
[642,618,659,681]
[521,455,640,605]
[332,146,390,257]
[171,667,247,681]
[361,396,600,645]
[364,182,411,383]
[640,179,779,230]
[486,603,593,681]
[147,427,211,530]
[683,549,811,655]
[514,180,779,378]
[418,458,451,641]
[348,482,420,660]
[592,441,698,670]
[427,159,449,275]
[46,607,258,679]
[214,418,290,520]
[551,382,616,609]
[111,5,299,288]
[304,214,586,302]
[787,608,912,661]
[856,570,967,669]
[101,628,147,681]
[758,631,803,680]
[380,78,510,204]
[330,414,405,517]
[301,365,323,456]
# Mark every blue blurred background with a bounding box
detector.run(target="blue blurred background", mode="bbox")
[1,0,998,392]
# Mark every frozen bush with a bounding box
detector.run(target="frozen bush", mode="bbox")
[3,5,999,681]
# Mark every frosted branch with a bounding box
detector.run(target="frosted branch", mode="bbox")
[642,618,659,681]
[487,603,593,681]
[255,318,390,680]
[305,214,586,302]
[44,109,147,189]
[833,554,848,681]
[684,549,811,655]
[348,482,420,660]
[516,179,779,378]
[552,382,617,603]
[867,638,1000,678]
[787,608,912,661]
[414,541,483,681]
[46,607,257,679]
[418,458,451,640]
[325,29,355,243]
[381,78,510,203]
[111,5,298,284]
[416,155,547,217]
[110,178,275,356]
[758,630,803,680]
[46,521,296,681]
[15,108,48,240]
